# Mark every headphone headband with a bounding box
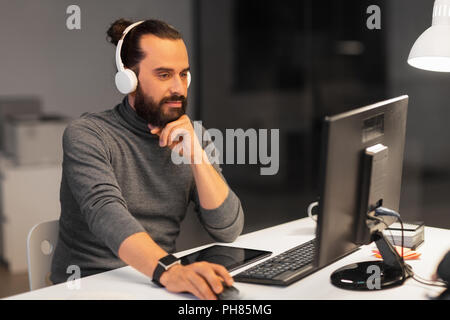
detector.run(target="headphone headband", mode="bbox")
[115,20,144,72]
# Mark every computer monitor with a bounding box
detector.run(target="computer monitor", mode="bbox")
[314,95,409,290]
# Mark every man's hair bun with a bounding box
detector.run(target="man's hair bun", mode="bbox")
[106,18,183,70]
[106,18,133,46]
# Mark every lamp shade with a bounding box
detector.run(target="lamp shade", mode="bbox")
[408,0,450,72]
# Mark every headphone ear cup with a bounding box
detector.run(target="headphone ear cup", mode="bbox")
[115,69,138,94]
[187,71,191,88]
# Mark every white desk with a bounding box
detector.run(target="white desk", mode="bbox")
[5,217,450,300]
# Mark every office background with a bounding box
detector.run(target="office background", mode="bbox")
[0,0,449,297]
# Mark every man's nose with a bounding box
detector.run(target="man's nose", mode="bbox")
[169,75,185,96]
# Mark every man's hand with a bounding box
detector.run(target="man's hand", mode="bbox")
[149,115,203,164]
[150,114,229,210]
[159,261,234,300]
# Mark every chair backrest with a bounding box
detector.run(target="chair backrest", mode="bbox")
[27,220,59,291]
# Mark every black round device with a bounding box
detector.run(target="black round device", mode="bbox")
[330,261,408,290]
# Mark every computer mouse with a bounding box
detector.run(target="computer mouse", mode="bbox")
[217,282,240,300]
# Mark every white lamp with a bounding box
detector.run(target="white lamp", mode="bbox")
[408,0,450,72]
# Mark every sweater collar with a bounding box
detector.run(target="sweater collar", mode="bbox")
[116,96,158,138]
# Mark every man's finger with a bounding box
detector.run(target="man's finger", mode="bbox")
[158,125,172,147]
[148,125,161,136]
[168,127,190,147]
[164,268,205,299]
[159,116,190,146]
[159,124,181,147]
[167,140,185,157]
[160,123,187,147]
[184,277,204,300]
[192,262,224,294]
[208,263,234,287]
[188,272,217,300]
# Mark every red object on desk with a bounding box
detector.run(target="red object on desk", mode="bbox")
[372,246,421,260]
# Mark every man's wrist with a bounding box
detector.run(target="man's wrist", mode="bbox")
[152,254,181,287]
[189,141,207,165]
[159,263,182,287]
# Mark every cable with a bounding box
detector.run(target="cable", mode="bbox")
[374,207,400,218]
[307,201,318,222]
[398,216,404,266]
[410,273,448,288]
[373,207,448,288]
[367,214,396,247]
[367,214,401,257]
[374,207,404,259]
[404,264,448,287]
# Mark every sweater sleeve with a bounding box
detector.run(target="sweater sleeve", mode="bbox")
[190,126,245,243]
[62,119,145,255]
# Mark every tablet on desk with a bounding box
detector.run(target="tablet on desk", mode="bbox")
[179,245,272,272]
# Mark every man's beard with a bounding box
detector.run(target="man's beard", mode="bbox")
[133,84,187,128]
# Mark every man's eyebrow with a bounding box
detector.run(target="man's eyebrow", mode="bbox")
[153,67,190,73]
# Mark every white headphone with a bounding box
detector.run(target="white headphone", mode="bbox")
[114,20,191,94]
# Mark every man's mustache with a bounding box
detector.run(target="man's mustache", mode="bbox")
[160,95,187,104]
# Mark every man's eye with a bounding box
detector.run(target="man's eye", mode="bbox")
[159,73,170,79]
[180,72,188,78]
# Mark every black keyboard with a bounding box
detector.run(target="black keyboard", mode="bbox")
[234,239,316,286]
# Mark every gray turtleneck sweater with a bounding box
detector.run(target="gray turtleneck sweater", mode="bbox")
[50,97,244,284]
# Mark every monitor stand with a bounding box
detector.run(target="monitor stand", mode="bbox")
[330,231,410,290]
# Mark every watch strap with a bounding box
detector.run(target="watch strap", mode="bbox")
[152,254,180,287]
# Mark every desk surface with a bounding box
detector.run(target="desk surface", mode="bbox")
[6,218,450,300]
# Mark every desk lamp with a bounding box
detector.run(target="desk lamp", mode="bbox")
[408,0,450,72]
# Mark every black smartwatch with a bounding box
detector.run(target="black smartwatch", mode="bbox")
[152,254,181,287]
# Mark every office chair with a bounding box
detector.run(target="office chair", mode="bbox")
[26,220,59,291]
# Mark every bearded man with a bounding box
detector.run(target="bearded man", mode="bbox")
[50,18,244,300]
